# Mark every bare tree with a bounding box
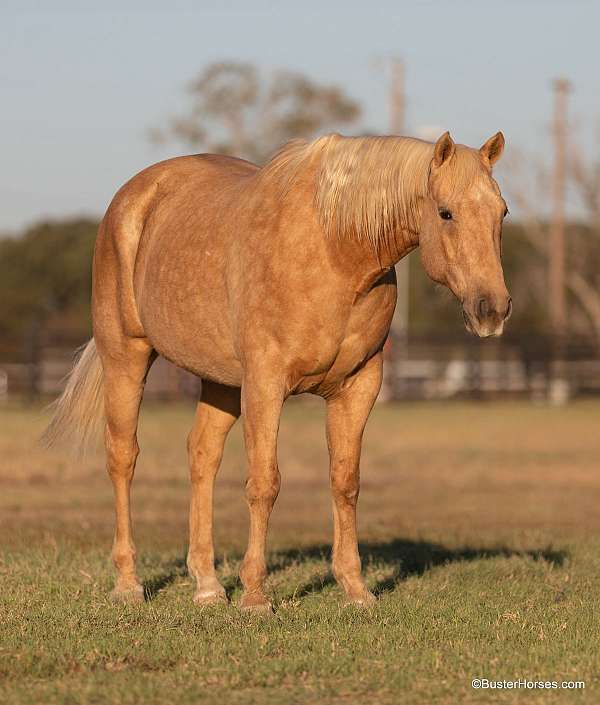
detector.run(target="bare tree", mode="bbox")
[150,61,361,164]
[569,140,600,340]
[506,144,600,348]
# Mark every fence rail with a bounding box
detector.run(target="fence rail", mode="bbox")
[0,334,598,403]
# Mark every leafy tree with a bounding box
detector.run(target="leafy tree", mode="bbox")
[150,61,362,163]
[0,218,97,351]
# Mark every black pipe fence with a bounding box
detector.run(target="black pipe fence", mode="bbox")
[0,333,598,402]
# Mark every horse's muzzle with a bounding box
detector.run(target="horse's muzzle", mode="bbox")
[463,295,512,338]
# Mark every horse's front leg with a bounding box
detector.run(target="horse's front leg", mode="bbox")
[238,374,284,612]
[326,352,383,606]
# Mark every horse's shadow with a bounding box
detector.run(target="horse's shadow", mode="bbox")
[279,540,567,599]
[143,539,567,602]
[143,557,187,601]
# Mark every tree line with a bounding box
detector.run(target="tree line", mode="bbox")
[1,216,592,361]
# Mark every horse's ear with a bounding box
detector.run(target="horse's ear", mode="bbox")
[433,131,456,168]
[479,131,505,166]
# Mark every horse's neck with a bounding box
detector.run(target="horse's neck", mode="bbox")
[344,196,422,285]
[372,222,420,267]
[324,220,419,298]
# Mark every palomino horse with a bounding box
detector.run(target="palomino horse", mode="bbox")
[45,131,511,611]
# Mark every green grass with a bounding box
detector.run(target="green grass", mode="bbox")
[1,400,599,703]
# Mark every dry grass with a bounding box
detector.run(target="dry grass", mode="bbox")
[1,399,599,703]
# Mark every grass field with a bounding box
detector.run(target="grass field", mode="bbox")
[1,399,599,704]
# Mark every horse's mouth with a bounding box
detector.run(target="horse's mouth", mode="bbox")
[462,307,505,338]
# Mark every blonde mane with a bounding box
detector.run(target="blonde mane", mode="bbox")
[260,134,484,251]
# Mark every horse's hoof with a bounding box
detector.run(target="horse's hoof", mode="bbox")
[110,584,144,604]
[344,590,377,608]
[193,590,228,607]
[239,592,273,614]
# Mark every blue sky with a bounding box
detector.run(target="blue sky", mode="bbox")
[1,0,597,231]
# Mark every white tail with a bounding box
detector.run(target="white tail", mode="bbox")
[42,339,104,454]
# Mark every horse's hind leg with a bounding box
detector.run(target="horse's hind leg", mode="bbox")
[99,337,155,603]
[187,382,240,605]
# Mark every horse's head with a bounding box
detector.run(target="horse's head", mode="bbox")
[419,131,511,338]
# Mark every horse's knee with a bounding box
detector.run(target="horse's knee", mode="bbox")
[330,464,359,504]
[245,469,280,507]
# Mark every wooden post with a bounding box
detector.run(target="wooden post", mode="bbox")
[389,60,409,342]
[549,78,569,336]
[24,316,41,402]
[548,78,571,404]
[390,59,404,137]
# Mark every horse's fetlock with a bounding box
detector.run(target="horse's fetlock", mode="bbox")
[240,558,267,588]
[112,547,135,570]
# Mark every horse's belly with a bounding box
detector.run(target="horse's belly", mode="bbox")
[136,265,243,386]
[143,307,242,385]
[152,330,243,387]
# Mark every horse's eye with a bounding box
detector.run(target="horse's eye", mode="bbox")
[438,208,452,221]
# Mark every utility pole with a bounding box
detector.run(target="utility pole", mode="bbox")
[550,78,569,336]
[389,59,410,351]
[549,77,571,404]
[390,59,404,137]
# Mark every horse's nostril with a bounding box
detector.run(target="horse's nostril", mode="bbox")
[477,297,489,321]
[505,297,513,320]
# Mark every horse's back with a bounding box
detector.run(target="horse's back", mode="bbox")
[103,153,257,237]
